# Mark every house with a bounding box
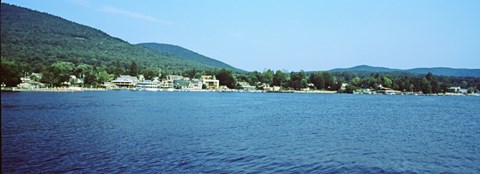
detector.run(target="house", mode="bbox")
[31,73,42,81]
[111,75,138,87]
[138,75,145,82]
[448,87,461,93]
[171,78,204,90]
[264,85,282,92]
[161,75,184,88]
[354,88,374,94]
[173,79,191,89]
[237,81,256,91]
[167,75,183,81]
[376,86,400,95]
[17,78,45,89]
[17,73,45,89]
[340,83,348,91]
[136,80,161,90]
[68,75,84,86]
[200,75,219,89]
[189,79,203,90]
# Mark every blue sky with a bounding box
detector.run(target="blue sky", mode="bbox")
[4,0,480,71]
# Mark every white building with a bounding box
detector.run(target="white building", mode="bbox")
[200,75,219,89]
[111,75,138,87]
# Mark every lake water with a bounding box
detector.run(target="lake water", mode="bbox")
[2,91,480,173]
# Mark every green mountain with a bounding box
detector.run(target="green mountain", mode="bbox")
[138,43,244,72]
[330,65,480,77]
[406,67,480,77]
[330,65,400,73]
[0,3,236,73]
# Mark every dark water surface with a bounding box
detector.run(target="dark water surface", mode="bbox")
[2,91,480,173]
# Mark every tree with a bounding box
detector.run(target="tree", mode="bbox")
[129,60,138,76]
[321,72,334,89]
[288,70,307,90]
[96,70,112,84]
[83,73,96,86]
[216,69,236,88]
[344,84,357,93]
[236,74,251,85]
[263,69,274,85]
[113,60,124,76]
[467,87,477,94]
[49,61,75,86]
[250,71,264,84]
[420,77,432,94]
[309,72,325,89]
[383,76,393,88]
[0,60,22,87]
[142,68,157,80]
[40,70,57,87]
[351,77,362,87]
[186,68,197,79]
[74,63,93,78]
[273,70,288,87]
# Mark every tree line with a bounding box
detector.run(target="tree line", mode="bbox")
[1,59,480,93]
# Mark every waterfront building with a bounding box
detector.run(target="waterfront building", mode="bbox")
[237,81,256,91]
[136,80,161,91]
[448,87,461,93]
[200,75,219,89]
[376,86,400,95]
[68,75,84,86]
[112,75,138,87]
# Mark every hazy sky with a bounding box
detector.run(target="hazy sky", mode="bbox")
[4,0,480,71]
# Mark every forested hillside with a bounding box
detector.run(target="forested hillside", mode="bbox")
[138,43,244,72]
[2,4,238,71]
[330,65,480,77]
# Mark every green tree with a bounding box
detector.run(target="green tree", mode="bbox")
[186,68,197,79]
[309,72,325,89]
[420,77,432,94]
[351,77,362,87]
[113,60,124,76]
[288,70,307,90]
[344,84,357,93]
[250,71,264,84]
[48,61,75,86]
[40,70,57,87]
[129,60,138,76]
[216,69,236,88]
[263,69,274,85]
[142,68,157,80]
[383,76,393,88]
[273,70,288,87]
[319,72,334,89]
[236,74,251,85]
[74,63,93,78]
[0,60,22,87]
[467,87,477,94]
[96,70,112,84]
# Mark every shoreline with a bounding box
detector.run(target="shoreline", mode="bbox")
[1,87,478,96]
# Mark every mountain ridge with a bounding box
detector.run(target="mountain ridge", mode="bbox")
[329,65,480,77]
[0,3,241,72]
[137,43,244,72]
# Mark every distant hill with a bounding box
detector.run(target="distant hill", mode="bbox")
[330,65,400,73]
[138,43,244,72]
[0,3,239,72]
[406,67,480,77]
[329,65,480,77]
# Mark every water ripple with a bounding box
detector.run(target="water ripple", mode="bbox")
[2,92,480,173]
